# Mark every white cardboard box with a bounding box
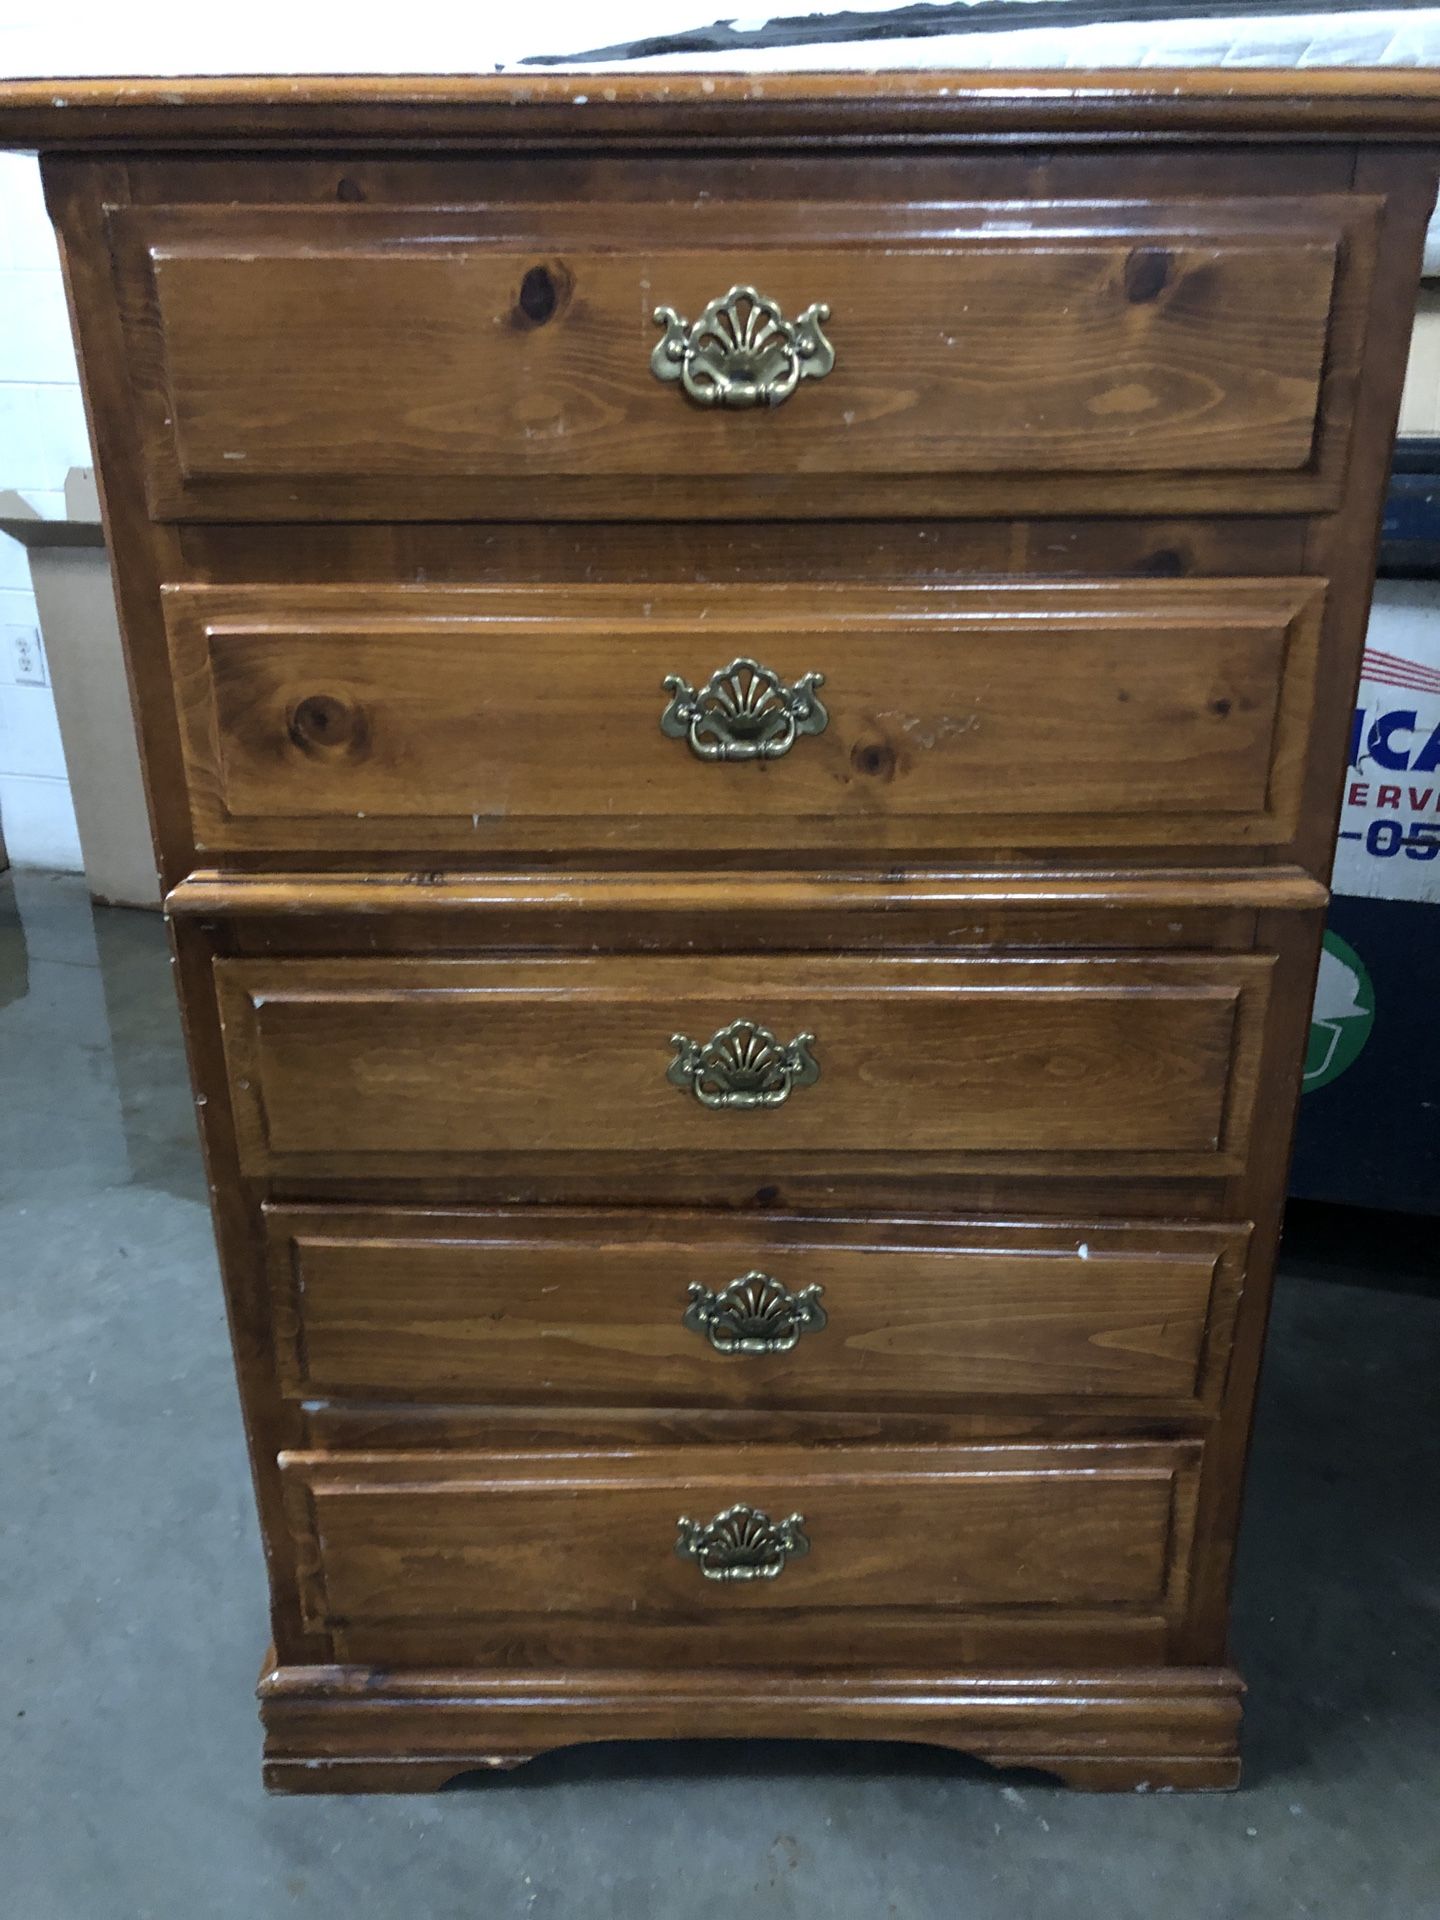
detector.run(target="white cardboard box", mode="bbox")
[0,472,159,907]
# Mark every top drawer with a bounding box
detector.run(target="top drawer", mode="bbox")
[111,195,1364,521]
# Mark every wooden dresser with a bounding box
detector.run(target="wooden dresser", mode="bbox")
[3,70,1436,1793]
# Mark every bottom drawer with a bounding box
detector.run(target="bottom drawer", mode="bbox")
[280,1442,1200,1652]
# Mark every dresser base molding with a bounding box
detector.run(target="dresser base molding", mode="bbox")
[257,1661,1243,1795]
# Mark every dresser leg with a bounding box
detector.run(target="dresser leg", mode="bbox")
[1005,1753,1242,1793]
[258,1662,1244,1795]
[263,1750,1239,1795]
[261,1744,1241,1796]
[264,1753,539,1795]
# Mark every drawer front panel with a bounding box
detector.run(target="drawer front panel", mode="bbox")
[218,952,1271,1178]
[268,1208,1249,1413]
[280,1443,1199,1629]
[167,580,1324,858]
[115,197,1357,519]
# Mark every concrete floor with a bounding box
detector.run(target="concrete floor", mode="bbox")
[1,868,1437,1920]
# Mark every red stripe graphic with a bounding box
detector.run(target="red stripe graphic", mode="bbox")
[1363,672,1440,693]
[1361,648,1440,694]
[1365,651,1440,678]
[1364,648,1440,677]
[1365,669,1440,690]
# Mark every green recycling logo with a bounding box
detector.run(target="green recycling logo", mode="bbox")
[1304,932,1375,1092]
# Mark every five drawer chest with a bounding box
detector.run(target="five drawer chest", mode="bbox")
[2,69,1436,1792]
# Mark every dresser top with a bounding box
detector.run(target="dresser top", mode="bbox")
[3,67,1440,149]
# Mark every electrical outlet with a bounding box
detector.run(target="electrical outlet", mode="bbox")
[6,626,47,687]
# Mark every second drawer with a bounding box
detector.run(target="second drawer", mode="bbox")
[267,1208,1248,1415]
[165,579,1323,860]
[217,951,1272,1181]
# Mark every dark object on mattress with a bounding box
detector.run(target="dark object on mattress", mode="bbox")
[1380,436,1440,578]
[521,0,1435,68]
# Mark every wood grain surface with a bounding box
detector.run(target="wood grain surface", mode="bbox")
[217,951,1271,1176]
[279,1441,1199,1630]
[267,1207,1248,1415]
[119,200,1337,508]
[164,579,1324,858]
[5,66,1440,144]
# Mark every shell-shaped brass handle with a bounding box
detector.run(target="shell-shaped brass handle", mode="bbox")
[674,1504,810,1582]
[651,284,835,409]
[684,1273,828,1355]
[667,1019,819,1110]
[660,657,828,762]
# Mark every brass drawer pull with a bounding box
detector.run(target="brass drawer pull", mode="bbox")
[667,1018,819,1110]
[674,1504,810,1582]
[684,1273,828,1354]
[651,284,835,408]
[660,656,828,762]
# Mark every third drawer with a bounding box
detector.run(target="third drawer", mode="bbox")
[218,950,1272,1182]
[267,1208,1249,1416]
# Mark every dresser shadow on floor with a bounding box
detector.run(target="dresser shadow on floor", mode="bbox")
[1226,1240,1440,1790]
[440,1738,1053,1794]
